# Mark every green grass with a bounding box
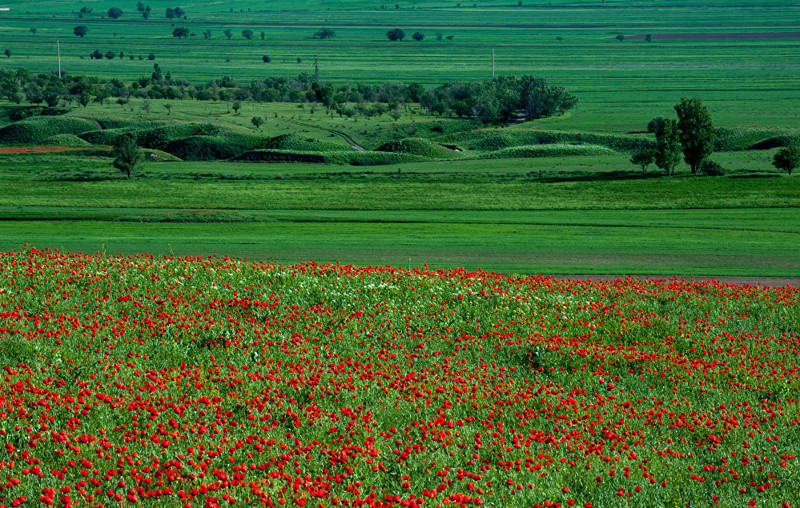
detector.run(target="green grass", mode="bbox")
[0,1,798,133]
[0,149,797,275]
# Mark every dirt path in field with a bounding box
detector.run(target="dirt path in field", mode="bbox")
[547,275,800,288]
[287,120,366,151]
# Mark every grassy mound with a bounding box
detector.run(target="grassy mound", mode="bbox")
[264,133,348,152]
[233,149,426,165]
[442,129,654,153]
[482,144,616,159]
[165,132,272,160]
[714,127,798,151]
[142,149,182,162]
[43,134,92,147]
[376,137,460,159]
[0,117,100,145]
[79,122,221,150]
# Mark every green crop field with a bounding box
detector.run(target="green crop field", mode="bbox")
[0,0,798,132]
[0,1,798,278]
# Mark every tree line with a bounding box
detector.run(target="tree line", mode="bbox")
[0,68,576,126]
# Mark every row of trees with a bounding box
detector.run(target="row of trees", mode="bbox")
[387,29,453,41]
[0,68,575,126]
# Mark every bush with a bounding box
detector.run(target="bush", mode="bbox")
[698,159,725,176]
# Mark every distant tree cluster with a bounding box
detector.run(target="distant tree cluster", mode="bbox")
[634,97,717,176]
[419,75,578,125]
[165,7,185,19]
[0,69,576,126]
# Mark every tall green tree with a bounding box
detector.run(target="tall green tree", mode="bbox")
[773,143,799,175]
[674,97,714,174]
[654,119,682,176]
[113,135,143,178]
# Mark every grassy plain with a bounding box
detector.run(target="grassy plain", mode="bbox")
[0,0,798,132]
[0,1,798,276]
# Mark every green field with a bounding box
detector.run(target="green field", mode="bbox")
[1,1,798,277]
[0,0,798,132]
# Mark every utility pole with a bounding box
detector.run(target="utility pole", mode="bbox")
[57,40,62,78]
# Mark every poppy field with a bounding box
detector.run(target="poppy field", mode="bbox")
[0,249,799,508]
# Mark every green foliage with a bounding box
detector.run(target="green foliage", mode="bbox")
[73,25,88,37]
[112,134,143,178]
[481,144,615,159]
[386,28,405,41]
[375,137,459,159]
[675,97,714,174]
[263,133,347,152]
[698,159,725,176]
[107,7,123,19]
[655,119,682,176]
[773,143,800,175]
[0,117,100,145]
[43,134,91,147]
[313,28,336,39]
[172,27,189,38]
[242,29,254,40]
[630,148,656,172]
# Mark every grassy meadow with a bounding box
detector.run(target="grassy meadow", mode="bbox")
[0,0,798,277]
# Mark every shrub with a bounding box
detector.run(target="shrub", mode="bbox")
[699,159,725,176]
[43,134,91,147]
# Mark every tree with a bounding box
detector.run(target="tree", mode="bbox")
[113,135,143,178]
[203,29,212,39]
[79,6,92,16]
[136,1,145,11]
[107,7,123,19]
[90,49,102,59]
[615,33,625,41]
[412,31,425,41]
[251,116,264,130]
[674,96,714,174]
[164,103,172,115]
[3,49,10,58]
[261,31,265,40]
[172,27,189,38]
[647,116,664,133]
[654,119,682,176]
[262,55,271,63]
[30,27,37,35]
[148,53,156,60]
[386,28,406,41]
[74,25,88,37]
[232,101,241,115]
[104,51,115,59]
[224,29,233,40]
[313,28,336,39]
[166,7,176,19]
[630,148,656,173]
[242,29,254,40]
[773,144,800,175]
